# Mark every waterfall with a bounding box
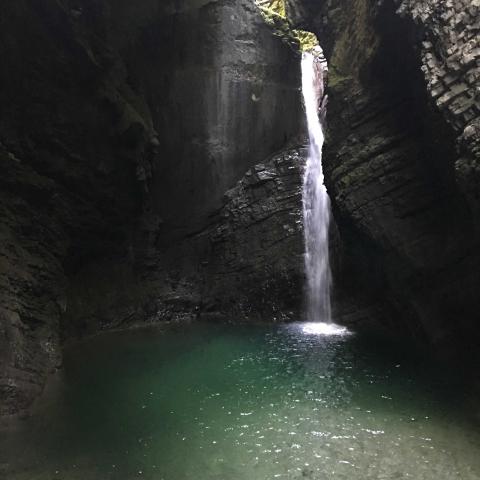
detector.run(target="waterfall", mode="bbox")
[301,51,332,323]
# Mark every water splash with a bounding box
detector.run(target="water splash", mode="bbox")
[301,51,332,323]
[301,322,349,336]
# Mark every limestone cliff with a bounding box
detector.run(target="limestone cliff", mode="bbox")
[2,0,479,417]
[200,147,306,322]
[290,0,480,354]
[0,0,303,415]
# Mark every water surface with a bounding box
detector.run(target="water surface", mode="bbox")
[2,322,479,479]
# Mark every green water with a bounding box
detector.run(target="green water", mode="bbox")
[2,322,480,480]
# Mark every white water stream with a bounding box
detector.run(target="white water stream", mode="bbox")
[301,51,332,324]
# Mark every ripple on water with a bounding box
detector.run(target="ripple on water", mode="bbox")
[1,322,480,480]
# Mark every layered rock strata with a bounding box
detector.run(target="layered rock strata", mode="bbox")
[0,0,303,415]
[396,0,480,217]
[200,147,305,322]
[290,0,480,354]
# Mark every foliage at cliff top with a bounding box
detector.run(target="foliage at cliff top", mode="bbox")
[254,0,319,52]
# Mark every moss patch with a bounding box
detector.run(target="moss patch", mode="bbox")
[254,0,319,52]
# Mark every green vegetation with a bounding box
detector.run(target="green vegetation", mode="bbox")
[256,0,287,18]
[292,29,319,52]
[254,0,319,52]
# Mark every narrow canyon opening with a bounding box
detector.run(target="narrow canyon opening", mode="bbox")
[1,1,480,479]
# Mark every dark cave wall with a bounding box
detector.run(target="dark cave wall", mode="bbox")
[143,1,302,234]
[99,0,303,234]
[0,0,304,415]
[0,0,152,415]
[63,0,305,330]
[290,0,480,353]
[3,0,478,418]
[199,147,306,322]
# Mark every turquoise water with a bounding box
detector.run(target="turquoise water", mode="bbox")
[2,322,480,479]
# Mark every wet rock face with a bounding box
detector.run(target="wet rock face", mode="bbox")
[200,148,306,322]
[0,0,150,415]
[3,0,476,418]
[0,148,66,415]
[395,0,480,218]
[140,0,303,234]
[0,0,303,415]
[292,0,480,353]
[65,148,306,333]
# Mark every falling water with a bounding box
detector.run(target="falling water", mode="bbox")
[301,51,332,323]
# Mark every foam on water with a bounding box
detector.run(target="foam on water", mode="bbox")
[301,322,351,336]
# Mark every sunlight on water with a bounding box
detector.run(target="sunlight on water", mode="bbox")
[1,323,479,480]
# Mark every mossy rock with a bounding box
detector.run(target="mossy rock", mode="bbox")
[255,0,319,53]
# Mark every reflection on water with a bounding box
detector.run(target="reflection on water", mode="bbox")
[1,322,480,480]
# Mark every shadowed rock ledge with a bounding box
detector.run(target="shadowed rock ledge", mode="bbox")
[64,147,307,333]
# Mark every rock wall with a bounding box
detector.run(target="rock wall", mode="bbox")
[200,147,306,322]
[5,0,478,417]
[396,0,480,219]
[0,0,304,415]
[290,0,480,355]
[64,148,306,338]
[0,0,152,415]
[114,0,303,234]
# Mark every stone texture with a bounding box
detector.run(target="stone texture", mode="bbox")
[3,0,479,417]
[0,0,151,415]
[200,147,306,321]
[121,0,303,235]
[0,0,303,415]
[0,147,65,415]
[291,0,480,355]
[65,147,306,332]
[396,0,480,219]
